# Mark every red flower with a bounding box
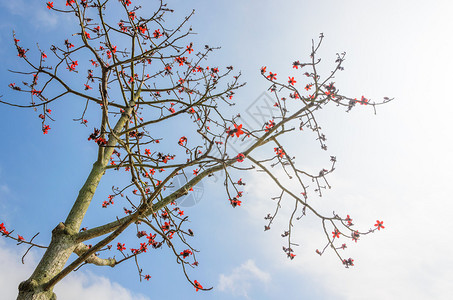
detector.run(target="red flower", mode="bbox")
[66,0,75,6]
[180,249,193,259]
[68,61,78,71]
[0,223,6,233]
[8,83,21,91]
[84,31,91,39]
[17,46,27,58]
[129,11,135,20]
[375,220,385,230]
[46,2,53,9]
[140,242,148,253]
[267,72,277,80]
[18,235,24,241]
[345,215,353,226]
[144,274,151,281]
[64,39,74,49]
[265,120,275,132]
[42,53,47,59]
[153,29,162,38]
[161,222,170,231]
[343,258,354,267]
[352,231,360,242]
[230,198,241,207]
[186,44,193,54]
[178,136,187,145]
[227,123,244,137]
[288,77,296,85]
[144,149,151,156]
[175,56,187,66]
[194,280,203,291]
[193,169,199,176]
[274,147,285,158]
[305,84,313,91]
[236,153,245,162]
[42,125,50,134]
[117,243,126,251]
[234,124,244,137]
[332,229,340,238]
[359,96,369,105]
[260,66,266,74]
[84,84,92,90]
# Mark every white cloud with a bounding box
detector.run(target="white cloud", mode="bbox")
[240,176,453,300]
[218,259,270,298]
[0,240,150,300]
[34,10,59,29]
[0,0,59,29]
[56,272,150,300]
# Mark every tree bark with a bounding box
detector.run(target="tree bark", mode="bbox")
[17,96,136,299]
[17,223,74,300]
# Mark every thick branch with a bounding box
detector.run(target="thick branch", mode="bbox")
[73,243,116,267]
[64,91,141,234]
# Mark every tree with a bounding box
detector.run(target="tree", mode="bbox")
[0,1,391,299]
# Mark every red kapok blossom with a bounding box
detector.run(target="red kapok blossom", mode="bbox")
[180,249,193,259]
[186,44,193,54]
[194,280,203,291]
[267,72,277,80]
[230,198,241,207]
[42,125,50,134]
[375,220,385,230]
[117,243,126,251]
[0,223,6,233]
[332,229,340,238]
[227,123,244,137]
[343,258,354,267]
[153,29,162,38]
[236,153,245,162]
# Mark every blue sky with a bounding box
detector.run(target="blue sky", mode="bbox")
[1,0,453,299]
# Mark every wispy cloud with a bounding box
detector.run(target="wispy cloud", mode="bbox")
[0,0,59,29]
[1,0,30,17]
[218,259,270,298]
[0,240,150,300]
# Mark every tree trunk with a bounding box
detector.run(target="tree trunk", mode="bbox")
[17,223,76,300]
